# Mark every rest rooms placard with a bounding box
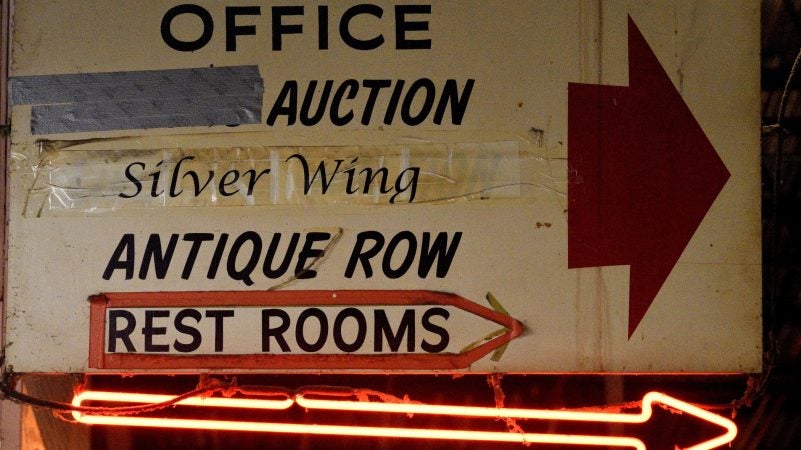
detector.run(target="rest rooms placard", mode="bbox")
[5,0,761,373]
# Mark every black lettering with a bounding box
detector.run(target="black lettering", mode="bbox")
[180,157,215,196]
[390,167,419,204]
[374,309,415,352]
[103,234,135,280]
[421,307,449,353]
[207,233,229,279]
[226,6,260,51]
[318,5,329,49]
[382,231,416,279]
[418,232,462,278]
[344,231,385,278]
[287,153,343,195]
[161,4,214,52]
[383,80,405,124]
[300,80,334,126]
[227,231,262,286]
[296,308,328,352]
[108,310,136,352]
[149,161,165,197]
[244,168,271,195]
[343,157,360,194]
[333,308,367,352]
[173,309,202,353]
[395,5,431,50]
[434,79,474,125]
[143,310,170,352]
[340,4,384,50]
[359,166,390,195]
[169,156,191,197]
[119,162,144,198]
[206,309,234,352]
[263,233,300,278]
[262,309,291,352]
[330,79,358,126]
[219,169,241,196]
[401,78,435,125]
[139,234,179,280]
[266,80,298,125]
[295,232,331,279]
[181,233,214,279]
[361,79,392,125]
[272,6,304,50]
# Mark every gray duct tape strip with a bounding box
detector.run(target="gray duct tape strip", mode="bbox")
[10,66,263,134]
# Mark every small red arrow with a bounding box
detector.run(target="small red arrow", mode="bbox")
[89,290,523,371]
[567,17,730,337]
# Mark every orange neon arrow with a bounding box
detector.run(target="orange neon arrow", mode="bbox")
[72,390,736,450]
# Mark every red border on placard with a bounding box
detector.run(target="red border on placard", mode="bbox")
[89,290,523,371]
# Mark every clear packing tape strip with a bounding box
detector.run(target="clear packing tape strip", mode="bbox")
[18,141,567,217]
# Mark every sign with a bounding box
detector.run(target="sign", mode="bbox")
[4,0,761,373]
[89,290,521,370]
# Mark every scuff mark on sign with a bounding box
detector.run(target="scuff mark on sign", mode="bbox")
[267,227,343,291]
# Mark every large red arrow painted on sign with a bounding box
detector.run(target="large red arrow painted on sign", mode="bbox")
[568,17,730,337]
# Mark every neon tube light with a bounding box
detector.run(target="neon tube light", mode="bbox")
[74,413,646,448]
[74,390,294,410]
[296,391,736,450]
[72,390,736,450]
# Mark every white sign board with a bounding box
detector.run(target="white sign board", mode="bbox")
[4,0,761,373]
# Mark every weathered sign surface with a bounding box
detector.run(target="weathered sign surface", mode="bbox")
[4,0,761,373]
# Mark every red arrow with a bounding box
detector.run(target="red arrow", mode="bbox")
[89,290,523,371]
[567,17,730,337]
